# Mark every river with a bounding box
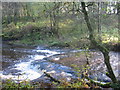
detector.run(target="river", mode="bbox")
[1,43,120,84]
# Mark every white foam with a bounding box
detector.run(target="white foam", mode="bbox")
[54,57,60,61]
[13,61,43,81]
[1,49,60,81]
[35,49,59,55]
[13,55,45,81]
[5,49,61,81]
[1,57,44,81]
[1,71,42,81]
[33,55,45,60]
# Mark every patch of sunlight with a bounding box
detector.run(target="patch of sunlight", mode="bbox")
[16,25,19,29]
[43,20,50,24]
[26,22,34,25]
[59,23,67,28]
[59,19,73,28]
[66,19,73,24]
[36,20,51,27]
[102,34,118,43]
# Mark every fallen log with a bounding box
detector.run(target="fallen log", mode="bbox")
[84,75,111,88]
[43,71,112,88]
[43,72,61,83]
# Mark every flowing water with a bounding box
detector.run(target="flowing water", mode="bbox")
[1,43,77,82]
[1,43,120,83]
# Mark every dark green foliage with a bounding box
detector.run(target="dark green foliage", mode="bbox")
[110,83,120,88]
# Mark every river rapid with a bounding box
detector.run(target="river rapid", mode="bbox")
[1,43,120,84]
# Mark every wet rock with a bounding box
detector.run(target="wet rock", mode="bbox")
[3,69,21,75]
[89,73,111,82]
[30,61,77,81]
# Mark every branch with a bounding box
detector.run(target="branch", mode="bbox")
[85,3,94,7]
[44,72,61,83]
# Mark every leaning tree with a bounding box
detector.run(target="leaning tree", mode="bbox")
[81,2,118,83]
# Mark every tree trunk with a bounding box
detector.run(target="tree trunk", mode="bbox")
[49,2,60,38]
[98,2,101,41]
[81,2,117,83]
[117,2,120,40]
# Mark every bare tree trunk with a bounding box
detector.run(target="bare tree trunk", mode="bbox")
[81,2,117,83]
[49,2,60,38]
[13,3,18,25]
[98,2,101,41]
[117,2,120,40]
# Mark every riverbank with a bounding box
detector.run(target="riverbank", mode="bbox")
[50,51,117,68]
[50,51,89,69]
[50,50,120,82]
[2,43,120,89]
[2,20,120,51]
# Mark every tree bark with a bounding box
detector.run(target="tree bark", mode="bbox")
[81,2,117,83]
[97,2,101,41]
